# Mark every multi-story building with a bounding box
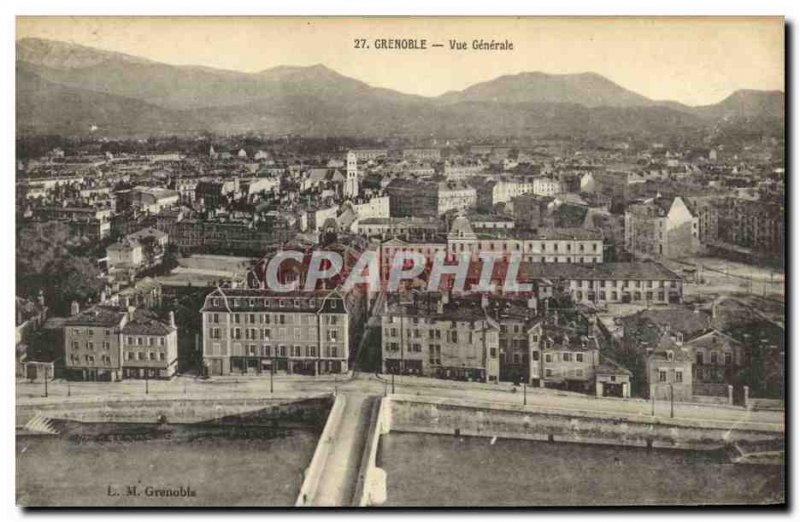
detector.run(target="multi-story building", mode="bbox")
[402,148,441,161]
[527,312,632,396]
[200,288,355,376]
[686,329,746,397]
[64,305,178,381]
[386,179,477,217]
[447,216,604,264]
[624,196,699,259]
[120,310,178,379]
[64,305,127,381]
[532,176,562,197]
[689,196,784,263]
[356,217,442,240]
[350,196,390,221]
[156,218,295,253]
[381,292,500,383]
[645,333,694,401]
[473,177,536,211]
[521,262,683,305]
[350,148,388,162]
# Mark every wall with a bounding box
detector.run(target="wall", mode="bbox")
[16,394,330,426]
[295,394,347,507]
[353,397,390,506]
[386,395,782,451]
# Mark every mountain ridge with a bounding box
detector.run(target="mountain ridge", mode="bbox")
[15,37,784,137]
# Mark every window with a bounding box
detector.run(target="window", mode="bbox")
[675,371,683,383]
[545,369,553,377]
[659,370,667,382]
[563,353,571,362]
[149,352,156,360]
[532,351,540,361]
[576,353,583,363]
[725,352,733,365]
[696,352,704,365]
[545,354,552,363]
[159,353,165,361]
[490,348,497,358]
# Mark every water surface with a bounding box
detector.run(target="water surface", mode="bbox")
[379,432,784,506]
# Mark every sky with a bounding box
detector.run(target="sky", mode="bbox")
[16,16,785,106]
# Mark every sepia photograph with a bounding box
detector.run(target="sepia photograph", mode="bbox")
[12,14,786,508]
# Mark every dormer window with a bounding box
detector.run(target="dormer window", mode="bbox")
[667,350,674,361]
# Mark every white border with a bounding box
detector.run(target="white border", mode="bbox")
[3,2,796,522]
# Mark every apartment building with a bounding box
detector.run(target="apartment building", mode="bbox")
[200,288,354,376]
[381,292,500,383]
[120,310,178,379]
[624,196,699,259]
[64,305,177,381]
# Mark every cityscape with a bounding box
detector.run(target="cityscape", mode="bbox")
[14,17,785,508]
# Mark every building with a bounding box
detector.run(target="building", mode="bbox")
[624,196,699,259]
[645,332,694,401]
[64,305,128,381]
[381,292,500,383]
[521,262,683,305]
[345,151,359,198]
[350,196,390,221]
[447,216,604,264]
[402,148,441,161]
[689,196,784,263]
[121,310,178,379]
[356,217,442,240]
[386,179,477,218]
[350,148,388,162]
[200,288,355,376]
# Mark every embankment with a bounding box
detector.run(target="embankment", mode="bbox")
[16,393,332,426]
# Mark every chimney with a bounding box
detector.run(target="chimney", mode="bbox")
[481,294,489,310]
[437,294,445,314]
[127,305,136,321]
[37,289,45,308]
[169,311,176,329]
[527,296,537,310]
[100,290,107,303]
[70,301,80,316]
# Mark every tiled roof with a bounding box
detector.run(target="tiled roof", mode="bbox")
[121,310,173,336]
[521,262,681,281]
[64,306,127,327]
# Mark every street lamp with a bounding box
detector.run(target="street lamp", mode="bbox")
[670,383,674,418]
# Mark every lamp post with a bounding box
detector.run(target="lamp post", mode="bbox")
[270,357,274,394]
[391,372,395,394]
[43,368,49,398]
[145,375,149,395]
[523,382,527,406]
[670,383,675,419]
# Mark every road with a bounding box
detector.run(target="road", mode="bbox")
[311,393,376,506]
[17,371,784,432]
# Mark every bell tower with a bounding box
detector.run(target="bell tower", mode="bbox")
[345,151,359,198]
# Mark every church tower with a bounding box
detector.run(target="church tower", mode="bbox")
[345,151,359,198]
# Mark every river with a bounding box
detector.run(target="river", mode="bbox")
[378,432,784,506]
[16,426,319,507]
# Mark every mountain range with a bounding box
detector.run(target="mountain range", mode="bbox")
[16,37,785,138]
